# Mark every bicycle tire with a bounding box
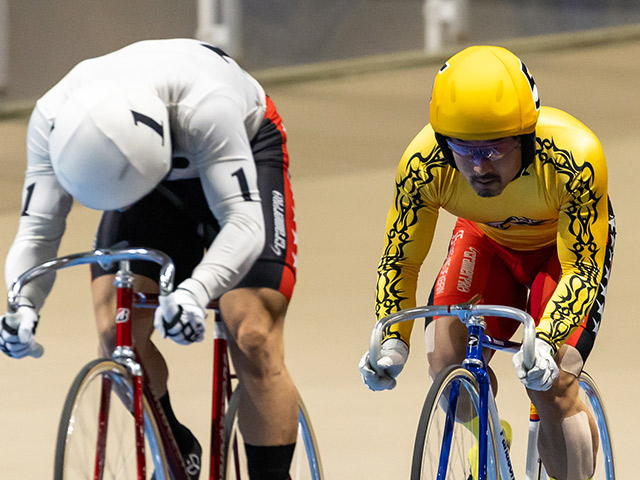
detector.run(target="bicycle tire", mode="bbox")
[579,371,616,480]
[411,365,500,480]
[222,389,325,479]
[53,358,170,479]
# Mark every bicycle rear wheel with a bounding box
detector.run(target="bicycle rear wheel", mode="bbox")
[54,359,170,479]
[579,371,616,480]
[222,390,324,479]
[411,365,500,480]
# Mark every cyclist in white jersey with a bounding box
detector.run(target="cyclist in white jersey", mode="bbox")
[0,38,300,480]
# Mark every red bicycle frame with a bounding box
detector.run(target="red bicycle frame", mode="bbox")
[210,316,231,480]
[8,248,240,480]
[96,262,148,480]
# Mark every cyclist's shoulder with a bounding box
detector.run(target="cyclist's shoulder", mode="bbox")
[398,123,451,173]
[535,106,604,162]
[532,106,607,190]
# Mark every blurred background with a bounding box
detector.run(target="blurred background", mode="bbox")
[1,1,639,479]
[2,0,640,105]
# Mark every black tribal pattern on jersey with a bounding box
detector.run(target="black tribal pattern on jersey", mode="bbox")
[376,145,448,341]
[535,137,604,349]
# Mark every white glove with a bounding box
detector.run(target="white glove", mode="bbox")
[512,338,559,391]
[154,289,206,345]
[0,306,42,359]
[359,338,409,391]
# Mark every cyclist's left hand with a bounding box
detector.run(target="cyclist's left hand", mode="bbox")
[359,339,409,391]
[154,289,206,345]
[512,338,558,391]
[0,306,41,359]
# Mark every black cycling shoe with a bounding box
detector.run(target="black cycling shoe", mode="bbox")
[181,431,202,479]
[151,431,202,479]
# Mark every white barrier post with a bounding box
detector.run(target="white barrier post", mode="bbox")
[423,0,469,53]
[196,0,242,59]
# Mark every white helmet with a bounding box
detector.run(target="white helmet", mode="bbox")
[49,84,171,210]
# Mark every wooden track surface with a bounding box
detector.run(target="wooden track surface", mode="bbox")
[1,40,638,478]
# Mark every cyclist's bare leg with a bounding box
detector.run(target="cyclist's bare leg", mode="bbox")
[527,346,598,480]
[91,274,168,399]
[220,287,298,446]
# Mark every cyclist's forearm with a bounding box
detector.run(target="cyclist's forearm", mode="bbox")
[4,217,66,311]
[376,262,420,346]
[185,207,265,305]
[536,272,600,352]
[382,320,414,346]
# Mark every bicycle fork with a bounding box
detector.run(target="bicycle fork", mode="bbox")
[456,319,515,480]
[463,321,492,480]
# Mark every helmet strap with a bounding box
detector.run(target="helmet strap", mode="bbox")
[434,132,456,169]
[515,132,536,178]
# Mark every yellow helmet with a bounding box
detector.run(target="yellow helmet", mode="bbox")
[429,46,540,140]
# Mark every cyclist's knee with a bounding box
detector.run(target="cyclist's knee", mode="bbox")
[221,288,288,380]
[427,343,479,380]
[237,320,284,374]
[237,318,270,353]
[528,369,580,420]
[426,351,457,380]
[96,321,117,356]
[92,274,117,353]
[234,312,286,380]
[425,315,469,379]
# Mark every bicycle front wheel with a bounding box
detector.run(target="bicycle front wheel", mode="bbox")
[580,371,616,480]
[222,390,324,480]
[54,359,170,479]
[411,365,500,480]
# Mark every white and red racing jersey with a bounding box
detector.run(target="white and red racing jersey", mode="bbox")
[6,38,269,309]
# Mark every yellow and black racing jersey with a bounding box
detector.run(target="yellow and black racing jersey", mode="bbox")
[376,106,609,352]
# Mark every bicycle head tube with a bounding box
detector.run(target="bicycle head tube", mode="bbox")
[462,316,486,369]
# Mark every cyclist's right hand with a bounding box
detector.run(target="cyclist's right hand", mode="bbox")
[359,338,409,391]
[513,337,559,391]
[0,305,43,359]
[154,288,206,345]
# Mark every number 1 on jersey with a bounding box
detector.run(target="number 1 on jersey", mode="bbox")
[232,168,252,201]
[21,183,36,216]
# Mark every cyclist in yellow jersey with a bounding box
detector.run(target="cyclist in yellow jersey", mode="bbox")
[359,46,615,480]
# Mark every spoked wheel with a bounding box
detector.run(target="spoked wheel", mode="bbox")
[222,390,324,479]
[53,359,170,479]
[579,371,616,480]
[411,365,500,480]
